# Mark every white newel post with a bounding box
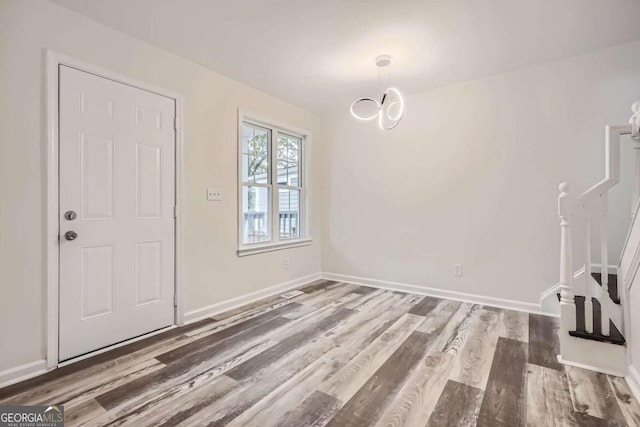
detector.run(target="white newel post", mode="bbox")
[559,182,576,332]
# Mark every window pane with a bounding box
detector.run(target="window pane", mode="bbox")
[242,186,270,244]
[277,134,301,186]
[278,189,300,239]
[242,124,269,184]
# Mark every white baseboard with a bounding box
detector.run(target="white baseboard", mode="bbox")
[558,355,626,377]
[626,365,640,402]
[539,283,562,316]
[323,272,542,314]
[0,359,47,390]
[183,272,323,324]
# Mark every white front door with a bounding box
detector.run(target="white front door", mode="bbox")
[58,65,176,361]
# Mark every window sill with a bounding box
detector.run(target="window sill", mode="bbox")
[237,238,313,257]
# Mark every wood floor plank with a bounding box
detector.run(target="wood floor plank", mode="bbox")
[477,337,528,427]
[352,285,378,295]
[226,295,415,427]
[498,309,529,343]
[566,366,626,424]
[226,358,341,427]
[95,315,291,409]
[83,348,254,426]
[297,280,339,294]
[183,301,294,338]
[420,303,477,353]
[297,283,359,308]
[88,290,392,420]
[409,295,442,316]
[1,358,164,407]
[156,303,303,364]
[319,313,425,402]
[608,375,640,426]
[225,307,355,381]
[2,305,299,405]
[212,295,287,321]
[528,313,562,370]
[344,289,387,310]
[326,331,432,427]
[64,399,106,427]
[182,283,353,342]
[176,292,416,426]
[448,307,500,390]
[426,380,484,427]
[96,291,367,416]
[416,299,463,334]
[208,280,336,322]
[438,304,481,355]
[277,390,342,427]
[109,375,239,427]
[1,332,201,405]
[0,318,216,402]
[526,363,577,426]
[374,351,455,427]
[573,412,624,426]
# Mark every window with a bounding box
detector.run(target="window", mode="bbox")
[238,115,310,255]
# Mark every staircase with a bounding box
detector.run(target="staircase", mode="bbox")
[553,101,640,376]
[557,273,624,344]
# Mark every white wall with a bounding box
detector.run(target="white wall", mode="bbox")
[0,0,323,372]
[322,40,640,304]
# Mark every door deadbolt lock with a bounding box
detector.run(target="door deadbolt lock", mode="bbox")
[64,231,78,241]
[64,210,77,221]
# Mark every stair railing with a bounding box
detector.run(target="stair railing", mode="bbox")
[558,123,633,342]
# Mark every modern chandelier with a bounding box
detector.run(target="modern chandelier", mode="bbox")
[350,55,404,131]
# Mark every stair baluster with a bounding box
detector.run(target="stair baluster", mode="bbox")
[600,193,610,336]
[584,212,593,333]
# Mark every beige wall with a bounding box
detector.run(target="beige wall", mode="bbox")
[322,40,640,304]
[0,0,323,371]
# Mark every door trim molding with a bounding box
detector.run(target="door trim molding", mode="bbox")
[46,50,185,369]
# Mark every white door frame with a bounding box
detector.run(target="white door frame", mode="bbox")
[46,50,185,369]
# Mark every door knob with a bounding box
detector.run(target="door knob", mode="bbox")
[64,231,78,241]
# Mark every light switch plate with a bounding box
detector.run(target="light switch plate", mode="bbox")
[207,188,223,201]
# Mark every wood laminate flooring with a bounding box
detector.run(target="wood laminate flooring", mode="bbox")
[1,280,639,426]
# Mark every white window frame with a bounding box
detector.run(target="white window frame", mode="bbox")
[237,110,312,256]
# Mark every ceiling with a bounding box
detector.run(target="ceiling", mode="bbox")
[52,0,640,115]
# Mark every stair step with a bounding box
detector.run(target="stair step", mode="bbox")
[569,296,625,345]
[591,273,620,304]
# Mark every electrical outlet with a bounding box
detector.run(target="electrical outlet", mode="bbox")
[453,264,463,277]
[207,188,223,201]
[283,259,289,270]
